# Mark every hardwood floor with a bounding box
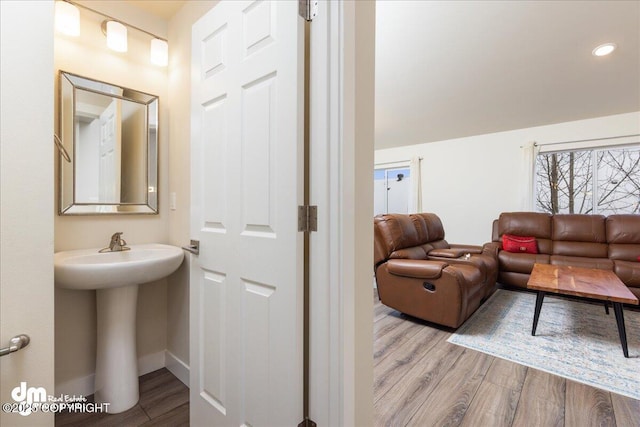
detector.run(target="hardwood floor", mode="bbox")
[55,295,638,426]
[373,293,640,427]
[55,368,188,427]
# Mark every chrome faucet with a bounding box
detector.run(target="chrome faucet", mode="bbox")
[99,232,130,253]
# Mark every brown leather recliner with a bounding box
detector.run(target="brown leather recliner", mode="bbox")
[374,213,498,328]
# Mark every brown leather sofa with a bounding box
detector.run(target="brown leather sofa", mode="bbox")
[374,213,498,328]
[487,212,640,298]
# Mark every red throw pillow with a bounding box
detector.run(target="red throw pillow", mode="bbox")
[637,255,640,262]
[502,234,538,254]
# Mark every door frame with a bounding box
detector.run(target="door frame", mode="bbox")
[308,1,375,426]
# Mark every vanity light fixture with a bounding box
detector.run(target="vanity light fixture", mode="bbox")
[57,0,169,66]
[105,20,128,53]
[55,1,80,37]
[150,39,169,67]
[592,43,617,57]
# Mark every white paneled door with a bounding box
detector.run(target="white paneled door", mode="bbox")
[98,100,121,204]
[190,1,304,426]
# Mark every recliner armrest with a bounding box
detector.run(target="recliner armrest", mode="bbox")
[386,259,448,279]
[482,241,501,257]
[429,248,468,258]
[449,244,483,254]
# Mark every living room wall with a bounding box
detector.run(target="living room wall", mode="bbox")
[374,111,640,246]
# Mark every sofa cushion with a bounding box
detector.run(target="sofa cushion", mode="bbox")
[410,214,430,242]
[552,214,607,242]
[553,241,609,258]
[498,271,531,288]
[550,255,613,271]
[613,260,640,288]
[428,240,450,250]
[498,212,552,238]
[375,214,422,254]
[413,213,446,241]
[498,212,553,253]
[606,215,640,244]
[498,252,550,274]
[552,214,608,258]
[608,243,640,262]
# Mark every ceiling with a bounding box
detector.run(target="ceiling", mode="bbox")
[123,1,639,150]
[126,0,186,20]
[375,0,640,149]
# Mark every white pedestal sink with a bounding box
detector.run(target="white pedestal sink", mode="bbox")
[54,244,184,414]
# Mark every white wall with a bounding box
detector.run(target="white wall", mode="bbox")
[1,2,55,426]
[53,2,171,395]
[375,111,640,245]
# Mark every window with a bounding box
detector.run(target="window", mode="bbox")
[535,146,640,214]
[374,167,411,215]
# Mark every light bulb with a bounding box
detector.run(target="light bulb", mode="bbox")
[106,21,127,53]
[55,1,80,37]
[150,38,168,67]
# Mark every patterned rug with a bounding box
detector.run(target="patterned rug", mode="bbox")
[448,289,640,400]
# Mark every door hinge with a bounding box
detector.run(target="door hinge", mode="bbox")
[298,205,318,232]
[298,0,318,21]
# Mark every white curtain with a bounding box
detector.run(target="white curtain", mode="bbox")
[521,141,540,211]
[409,156,422,213]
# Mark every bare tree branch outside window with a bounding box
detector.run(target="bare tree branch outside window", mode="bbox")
[596,148,640,214]
[535,146,640,215]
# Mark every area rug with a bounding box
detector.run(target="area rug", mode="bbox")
[448,289,640,400]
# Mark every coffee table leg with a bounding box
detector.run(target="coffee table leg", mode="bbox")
[532,291,545,336]
[613,302,630,358]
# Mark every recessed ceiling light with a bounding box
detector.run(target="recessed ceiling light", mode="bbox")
[592,43,616,57]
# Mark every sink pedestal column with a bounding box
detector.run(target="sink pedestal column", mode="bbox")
[94,284,139,414]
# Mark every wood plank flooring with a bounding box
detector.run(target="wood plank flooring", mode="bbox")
[55,368,188,427]
[55,293,639,426]
[373,293,640,427]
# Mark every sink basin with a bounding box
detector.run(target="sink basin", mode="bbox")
[54,243,184,413]
[55,243,184,290]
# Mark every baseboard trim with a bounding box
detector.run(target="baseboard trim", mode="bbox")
[55,350,169,397]
[55,374,95,398]
[138,350,166,376]
[165,350,190,387]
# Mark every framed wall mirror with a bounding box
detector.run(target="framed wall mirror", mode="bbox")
[58,71,158,215]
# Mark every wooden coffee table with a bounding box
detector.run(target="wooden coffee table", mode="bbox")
[527,263,639,358]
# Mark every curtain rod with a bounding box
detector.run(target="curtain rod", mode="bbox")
[533,133,640,147]
[65,0,168,42]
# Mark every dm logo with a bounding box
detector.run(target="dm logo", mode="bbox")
[11,382,46,416]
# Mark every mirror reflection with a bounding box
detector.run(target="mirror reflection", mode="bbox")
[59,72,158,214]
